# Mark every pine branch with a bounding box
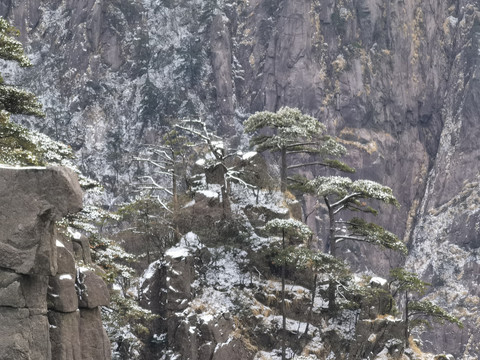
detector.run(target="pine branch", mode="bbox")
[330,192,362,208]
[287,161,332,170]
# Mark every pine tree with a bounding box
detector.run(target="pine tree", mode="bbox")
[0,16,59,165]
[244,107,353,192]
[283,246,350,335]
[303,176,407,257]
[135,129,193,230]
[389,268,463,346]
[265,218,312,360]
[0,17,43,118]
[296,175,407,311]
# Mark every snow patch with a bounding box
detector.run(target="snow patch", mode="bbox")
[369,276,387,287]
[56,239,65,248]
[0,165,46,170]
[447,16,458,27]
[59,274,72,280]
[165,247,190,259]
[142,260,163,281]
[195,158,206,167]
[164,232,202,259]
[197,189,219,199]
[67,227,82,240]
[241,151,257,160]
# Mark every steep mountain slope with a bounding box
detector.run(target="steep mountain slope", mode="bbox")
[1,0,479,356]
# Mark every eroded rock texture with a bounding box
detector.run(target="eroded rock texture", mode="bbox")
[1,0,480,356]
[0,166,111,360]
[140,243,256,360]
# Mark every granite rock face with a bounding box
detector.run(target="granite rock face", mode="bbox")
[140,241,255,360]
[2,0,480,356]
[0,166,111,360]
[0,166,82,275]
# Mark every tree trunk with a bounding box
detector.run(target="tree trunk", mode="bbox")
[221,183,230,216]
[327,203,337,312]
[281,229,286,360]
[405,291,410,347]
[280,147,287,193]
[304,272,317,336]
[172,163,180,241]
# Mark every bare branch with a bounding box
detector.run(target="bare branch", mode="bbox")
[137,176,174,196]
[156,196,173,213]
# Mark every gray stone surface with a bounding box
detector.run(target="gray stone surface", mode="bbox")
[48,311,82,360]
[56,243,76,276]
[0,166,82,275]
[0,271,25,308]
[48,275,78,313]
[76,269,110,309]
[79,308,112,360]
[350,317,405,359]
[0,308,51,360]
[0,166,111,359]
[71,235,92,265]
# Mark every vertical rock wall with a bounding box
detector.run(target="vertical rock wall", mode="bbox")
[0,166,111,360]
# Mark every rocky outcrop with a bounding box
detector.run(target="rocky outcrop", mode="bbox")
[0,166,111,360]
[140,235,256,360]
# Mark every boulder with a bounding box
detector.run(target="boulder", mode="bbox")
[48,274,78,313]
[350,316,405,359]
[76,268,110,309]
[56,242,76,276]
[71,235,92,264]
[0,166,112,360]
[212,338,255,360]
[0,166,82,275]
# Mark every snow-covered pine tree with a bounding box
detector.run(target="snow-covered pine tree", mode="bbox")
[265,218,312,360]
[304,176,407,257]
[0,17,43,118]
[244,107,353,192]
[281,246,350,335]
[0,17,74,165]
[389,268,463,346]
[135,129,193,214]
[296,175,407,311]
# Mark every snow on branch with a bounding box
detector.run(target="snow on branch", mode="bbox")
[266,218,313,240]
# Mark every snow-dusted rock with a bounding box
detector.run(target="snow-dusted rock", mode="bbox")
[76,268,110,309]
[48,274,78,313]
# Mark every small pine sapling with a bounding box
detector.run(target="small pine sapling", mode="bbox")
[281,246,350,335]
[389,268,463,347]
[265,218,312,360]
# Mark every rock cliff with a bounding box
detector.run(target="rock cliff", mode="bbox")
[0,166,111,360]
[1,0,480,357]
